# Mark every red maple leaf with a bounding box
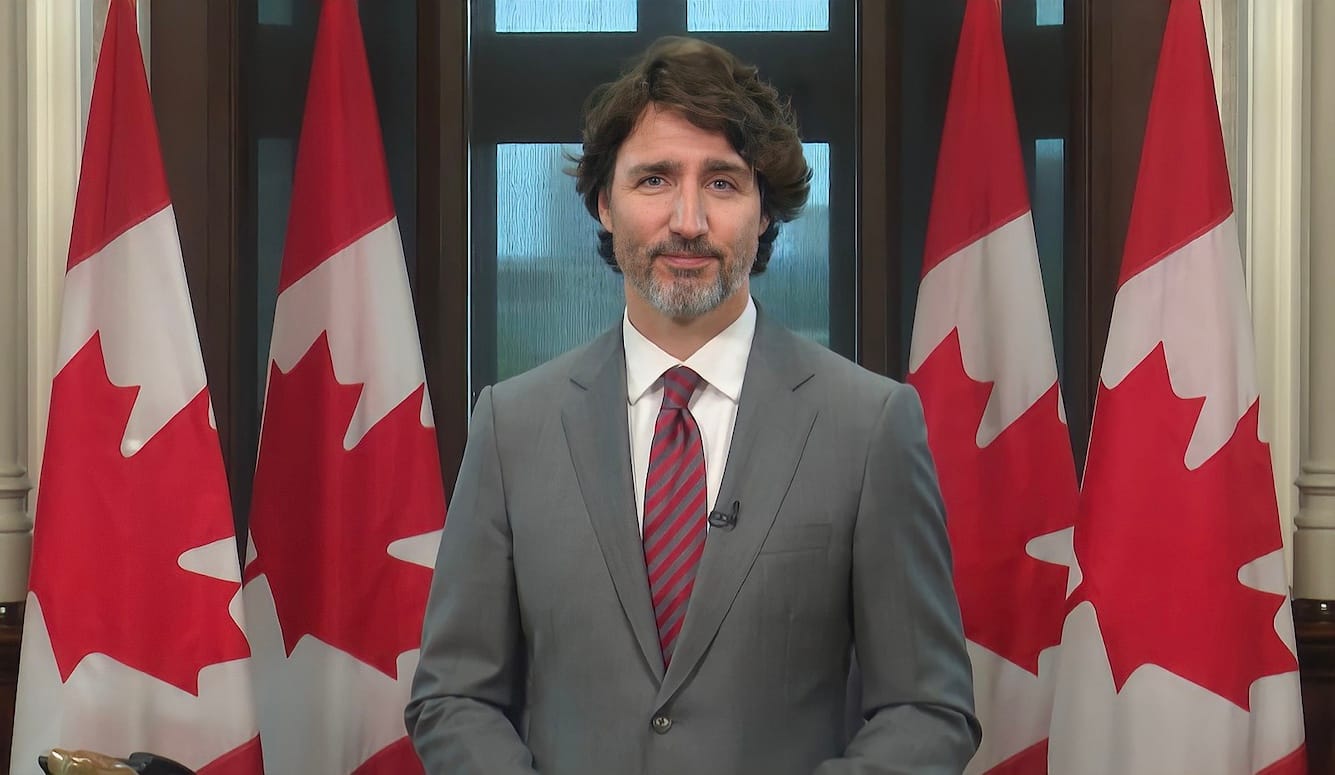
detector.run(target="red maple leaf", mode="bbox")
[349,736,423,775]
[245,334,444,678]
[1071,344,1296,709]
[194,736,264,775]
[30,333,249,694]
[911,330,1076,673]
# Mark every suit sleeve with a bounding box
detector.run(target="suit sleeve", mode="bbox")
[406,386,539,774]
[815,383,982,775]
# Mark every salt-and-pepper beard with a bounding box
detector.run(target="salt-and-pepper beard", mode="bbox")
[618,236,754,320]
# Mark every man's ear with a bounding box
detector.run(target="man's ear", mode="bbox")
[598,188,613,232]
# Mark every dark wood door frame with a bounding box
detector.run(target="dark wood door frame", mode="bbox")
[417,0,470,496]
[150,0,256,527]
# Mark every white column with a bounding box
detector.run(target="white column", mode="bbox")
[0,1,30,606]
[1293,0,1335,600]
[24,1,87,599]
[1201,0,1242,194]
[1243,0,1306,581]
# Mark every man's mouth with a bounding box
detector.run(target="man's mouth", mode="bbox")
[657,253,717,270]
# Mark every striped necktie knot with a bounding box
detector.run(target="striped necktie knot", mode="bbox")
[661,366,703,410]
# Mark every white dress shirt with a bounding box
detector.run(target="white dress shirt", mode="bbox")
[623,297,757,533]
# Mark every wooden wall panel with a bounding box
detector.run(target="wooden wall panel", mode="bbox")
[417,0,469,497]
[150,0,252,526]
[1081,0,1169,460]
[1297,601,1335,773]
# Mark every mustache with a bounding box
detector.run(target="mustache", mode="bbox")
[650,238,724,260]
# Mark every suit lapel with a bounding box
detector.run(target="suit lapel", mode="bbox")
[656,315,818,705]
[561,328,666,681]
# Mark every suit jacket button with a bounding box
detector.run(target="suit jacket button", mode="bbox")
[651,714,673,734]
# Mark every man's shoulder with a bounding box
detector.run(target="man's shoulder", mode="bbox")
[488,327,619,404]
[763,321,907,403]
[763,324,926,446]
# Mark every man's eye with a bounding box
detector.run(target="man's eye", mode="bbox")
[641,176,665,187]
[709,179,736,190]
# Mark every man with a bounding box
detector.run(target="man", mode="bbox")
[407,37,980,774]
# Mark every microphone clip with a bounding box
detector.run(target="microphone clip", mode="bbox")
[707,500,740,530]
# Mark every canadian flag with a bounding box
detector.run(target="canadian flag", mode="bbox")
[240,0,446,773]
[1047,1,1306,773]
[10,1,262,772]
[906,0,1078,772]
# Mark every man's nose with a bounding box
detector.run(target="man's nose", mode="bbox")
[669,187,708,240]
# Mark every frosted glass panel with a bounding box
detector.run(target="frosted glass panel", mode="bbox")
[751,143,830,346]
[495,144,624,381]
[258,0,294,25]
[257,138,294,400]
[688,0,829,32]
[496,0,635,33]
[1037,0,1064,27]
[1034,138,1065,367]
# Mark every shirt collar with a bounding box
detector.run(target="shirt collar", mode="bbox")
[624,296,757,406]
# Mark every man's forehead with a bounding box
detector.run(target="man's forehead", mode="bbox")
[616,105,748,167]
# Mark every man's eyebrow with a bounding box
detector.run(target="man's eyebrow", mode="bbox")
[702,158,752,176]
[625,160,681,177]
[623,158,753,178]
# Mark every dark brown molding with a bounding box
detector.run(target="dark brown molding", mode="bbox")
[0,602,22,630]
[1082,0,1168,437]
[417,0,470,499]
[0,610,22,775]
[857,0,892,377]
[1296,599,1335,774]
[1065,0,1092,468]
[150,0,250,532]
[1295,598,1335,670]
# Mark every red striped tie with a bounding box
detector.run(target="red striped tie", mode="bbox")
[643,366,707,666]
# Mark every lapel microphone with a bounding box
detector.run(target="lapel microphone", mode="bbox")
[707,500,740,530]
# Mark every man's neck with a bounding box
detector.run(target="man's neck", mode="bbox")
[625,286,750,362]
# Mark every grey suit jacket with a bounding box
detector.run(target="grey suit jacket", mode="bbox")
[407,312,980,774]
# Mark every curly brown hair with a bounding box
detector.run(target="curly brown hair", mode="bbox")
[572,36,811,274]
